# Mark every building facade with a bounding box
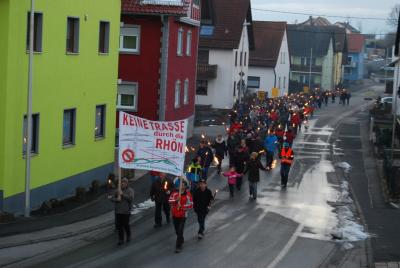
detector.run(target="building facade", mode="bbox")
[118,0,200,136]
[0,0,121,213]
[196,0,254,109]
[248,21,290,98]
[343,34,365,83]
[288,25,335,92]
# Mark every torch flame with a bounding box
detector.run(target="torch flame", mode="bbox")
[163,181,168,190]
[213,156,219,166]
[185,146,189,153]
[201,134,205,139]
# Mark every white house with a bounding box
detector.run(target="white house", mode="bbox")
[195,0,254,109]
[248,21,290,98]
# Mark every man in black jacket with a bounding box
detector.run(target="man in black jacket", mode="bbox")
[212,134,227,174]
[197,141,214,180]
[244,152,266,200]
[192,179,214,239]
[150,173,173,228]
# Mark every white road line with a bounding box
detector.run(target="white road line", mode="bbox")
[266,223,304,268]
[225,212,267,254]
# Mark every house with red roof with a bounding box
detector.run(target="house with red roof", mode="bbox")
[248,21,290,98]
[118,0,200,136]
[196,0,254,109]
[343,33,365,83]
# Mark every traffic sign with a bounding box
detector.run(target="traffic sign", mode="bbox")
[122,149,135,163]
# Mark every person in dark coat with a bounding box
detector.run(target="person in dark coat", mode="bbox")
[212,134,227,174]
[197,141,214,181]
[192,179,214,239]
[110,178,134,245]
[150,172,173,228]
[227,132,240,166]
[234,140,249,190]
[244,152,266,200]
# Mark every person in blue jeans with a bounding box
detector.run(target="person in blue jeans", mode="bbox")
[244,152,267,200]
[197,141,214,181]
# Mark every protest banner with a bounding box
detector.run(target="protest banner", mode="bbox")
[118,112,188,176]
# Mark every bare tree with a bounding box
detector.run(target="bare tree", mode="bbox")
[387,4,400,29]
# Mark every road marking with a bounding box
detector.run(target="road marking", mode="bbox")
[225,212,267,254]
[266,223,304,268]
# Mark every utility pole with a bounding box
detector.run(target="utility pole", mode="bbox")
[308,47,313,90]
[391,60,399,162]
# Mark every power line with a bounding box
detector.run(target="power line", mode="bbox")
[251,7,396,22]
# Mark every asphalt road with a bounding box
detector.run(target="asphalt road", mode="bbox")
[32,83,391,268]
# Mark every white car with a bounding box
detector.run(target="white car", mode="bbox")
[381,97,393,104]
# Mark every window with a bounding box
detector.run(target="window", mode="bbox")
[301,57,307,66]
[183,79,189,105]
[23,114,39,154]
[175,80,181,108]
[99,21,110,54]
[63,109,76,146]
[235,51,238,66]
[95,105,106,138]
[186,30,192,56]
[300,75,309,84]
[120,25,140,53]
[278,77,281,88]
[247,76,260,88]
[196,80,208,95]
[281,52,286,64]
[198,50,209,64]
[233,81,236,96]
[283,77,286,89]
[347,56,353,63]
[240,51,243,66]
[244,52,247,66]
[117,83,138,111]
[66,17,80,53]
[177,28,183,56]
[26,12,43,52]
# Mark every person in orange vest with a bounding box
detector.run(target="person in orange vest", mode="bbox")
[280,142,294,188]
[169,178,193,253]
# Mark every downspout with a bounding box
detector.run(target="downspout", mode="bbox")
[159,15,169,121]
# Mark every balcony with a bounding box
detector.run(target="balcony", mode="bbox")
[345,62,357,68]
[197,64,218,80]
[291,64,322,73]
[122,0,189,15]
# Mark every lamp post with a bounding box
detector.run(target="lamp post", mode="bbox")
[25,0,35,217]
[238,21,250,104]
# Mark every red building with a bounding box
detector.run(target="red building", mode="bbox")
[118,0,200,136]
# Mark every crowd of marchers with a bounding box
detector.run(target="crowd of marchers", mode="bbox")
[109,87,352,253]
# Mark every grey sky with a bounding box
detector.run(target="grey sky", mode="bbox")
[251,0,399,35]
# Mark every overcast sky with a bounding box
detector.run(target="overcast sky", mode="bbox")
[251,0,399,36]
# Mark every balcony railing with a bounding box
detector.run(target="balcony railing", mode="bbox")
[123,0,189,15]
[141,0,185,6]
[197,64,218,80]
[345,62,357,68]
[291,64,322,73]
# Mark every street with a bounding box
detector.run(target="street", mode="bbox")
[27,84,386,268]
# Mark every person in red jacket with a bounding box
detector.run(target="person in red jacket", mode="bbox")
[169,178,193,253]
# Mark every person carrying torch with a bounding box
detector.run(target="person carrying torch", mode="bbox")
[192,179,214,239]
[150,172,173,228]
[197,140,214,181]
[169,177,193,253]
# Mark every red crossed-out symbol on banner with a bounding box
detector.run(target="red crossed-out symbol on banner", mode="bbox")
[122,149,135,163]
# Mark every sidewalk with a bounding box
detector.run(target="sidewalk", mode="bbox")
[0,127,220,240]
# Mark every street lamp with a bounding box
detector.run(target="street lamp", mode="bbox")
[25,0,35,217]
[238,21,251,104]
